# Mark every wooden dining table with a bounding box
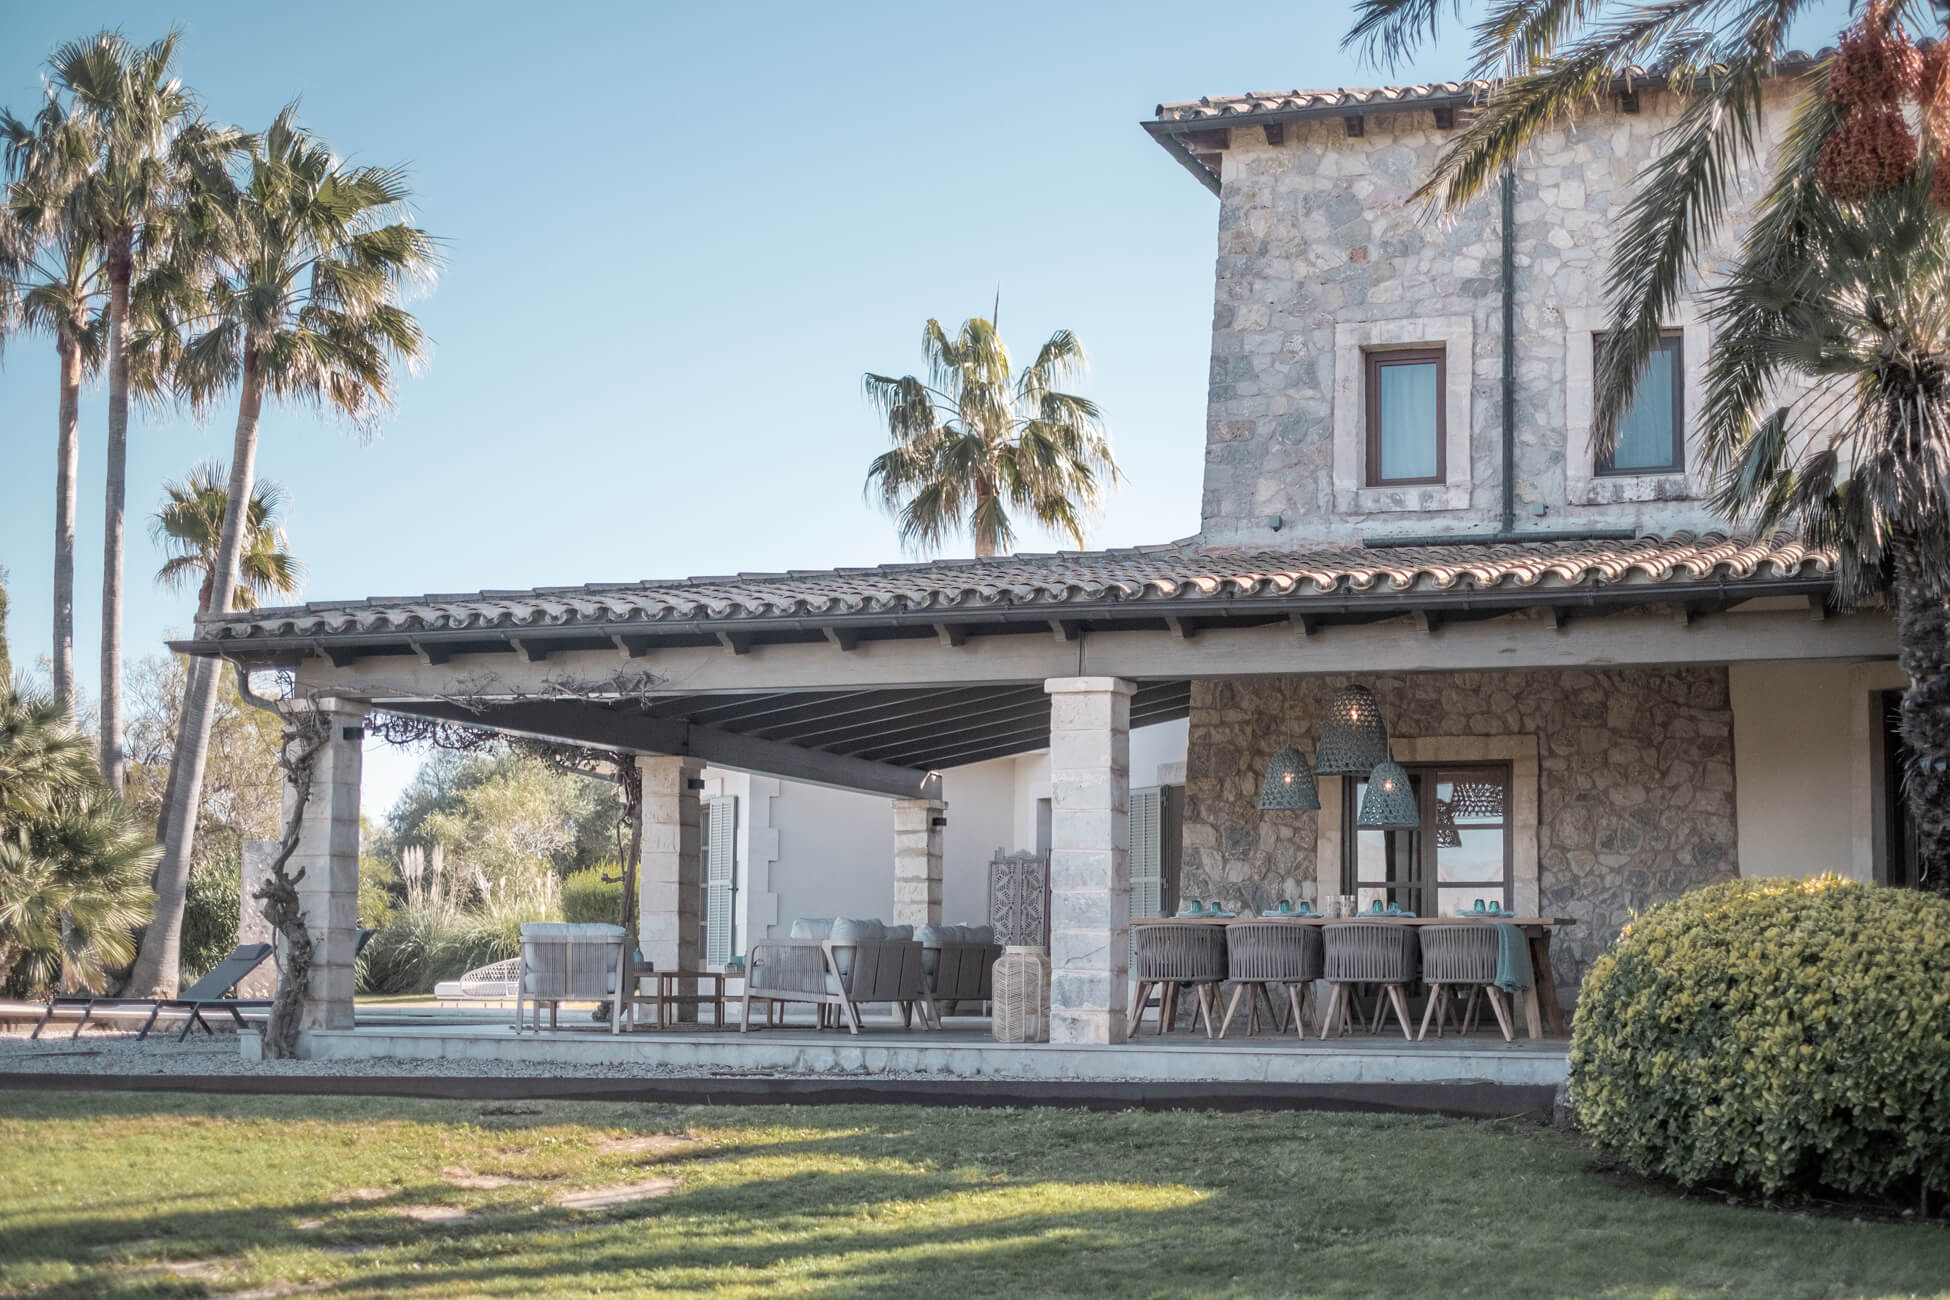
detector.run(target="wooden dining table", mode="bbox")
[1131,914,1575,1040]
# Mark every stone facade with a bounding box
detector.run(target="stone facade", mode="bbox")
[1179,667,1738,990]
[1198,83,1797,547]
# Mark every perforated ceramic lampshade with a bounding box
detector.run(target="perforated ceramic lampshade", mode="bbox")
[1357,760,1421,828]
[1313,685,1391,775]
[1258,747,1320,812]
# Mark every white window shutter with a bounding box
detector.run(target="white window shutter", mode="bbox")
[704,796,737,966]
[1129,787,1164,968]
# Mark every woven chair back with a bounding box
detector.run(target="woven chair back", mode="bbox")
[1322,922,1420,983]
[1225,922,1324,982]
[1417,924,1500,984]
[1132,923,1227,982]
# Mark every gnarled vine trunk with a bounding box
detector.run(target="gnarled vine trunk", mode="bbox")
[253,708,330,1058]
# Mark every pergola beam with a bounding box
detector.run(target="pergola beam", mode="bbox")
[385,699,941,800]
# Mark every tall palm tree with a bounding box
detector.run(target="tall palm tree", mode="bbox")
[148,464,302,850]
[153,462,302,616]
[49,28,238,793]
[1339,1,1950,890]
[1705,170,1950,892]
[864,316,1118,557]
[126,105,435,997]
[1338,0,1915,444]
[0,89,108,711]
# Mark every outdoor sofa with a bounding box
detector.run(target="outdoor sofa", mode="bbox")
[741,918,940,1034]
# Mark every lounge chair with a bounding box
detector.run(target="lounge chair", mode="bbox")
[31,943,275,1042]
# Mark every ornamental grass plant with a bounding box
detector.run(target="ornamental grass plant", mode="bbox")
[1571,876,1950,1203]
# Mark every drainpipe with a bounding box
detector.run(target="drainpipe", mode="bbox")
[1360,165,1636,550]
[1500,164,1517,537]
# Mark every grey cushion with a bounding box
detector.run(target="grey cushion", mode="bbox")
[965,924,996,945]
[884,924,914,941]
[790,917,834,940]
[915,924,949,945]
[829,917,884,942]
[520,921,627,942]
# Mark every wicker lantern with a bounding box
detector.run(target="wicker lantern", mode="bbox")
[1258,746,1320,812]
[1314,685,1391,775]
[991,945,1051,1043]
[1357,760,1421,828]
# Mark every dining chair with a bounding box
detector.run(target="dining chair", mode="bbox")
[1320,922,1419,1040]
[1416,924,1514,1041]
[1219,922,1323,1037]
[1128,923,1228,1037]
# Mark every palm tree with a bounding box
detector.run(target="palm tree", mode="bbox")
[49,28,238,793]
[864,316,1118,557]
[0,683,156,992]
[1704,171,1950,893]
[0,89,108,711]
[1338,1,1950,891]
[126,105,435,997]
[147,463,302,850]
[153,462,302,615]
[1338,0,1886,444]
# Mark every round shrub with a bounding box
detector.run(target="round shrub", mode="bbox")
[1571,876,1950,1201]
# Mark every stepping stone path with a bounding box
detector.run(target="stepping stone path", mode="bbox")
[555,1177,679,1211]
[397,1205,469,1224]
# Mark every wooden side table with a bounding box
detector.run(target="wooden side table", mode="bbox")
[655,971,727,1030]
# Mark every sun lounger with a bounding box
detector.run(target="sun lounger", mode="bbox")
[31,943,275,1042]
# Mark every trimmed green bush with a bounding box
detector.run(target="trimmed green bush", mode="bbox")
[562,864,623,924]
[1571,875,1950,1200]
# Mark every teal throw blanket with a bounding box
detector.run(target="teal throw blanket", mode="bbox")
[1493,922,1533,993]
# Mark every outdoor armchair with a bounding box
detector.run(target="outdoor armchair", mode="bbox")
[741,921,938,1034]
[515,922,629,1034]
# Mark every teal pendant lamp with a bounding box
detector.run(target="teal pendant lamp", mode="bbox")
[1357,760,1420,828]
[1258,747,1320,812]
[1314,685,1391,775]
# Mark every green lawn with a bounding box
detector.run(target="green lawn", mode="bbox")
[1,1092,1946,1298]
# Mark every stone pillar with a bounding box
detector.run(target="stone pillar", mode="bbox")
[892,797,947,927]
[237,840,279,999]
[1044,676,1133,1045]
[290,697,367,1031]
[638,754,703,1012]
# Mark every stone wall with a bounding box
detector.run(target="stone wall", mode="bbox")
[1179,667,1738,991]
[1198,83,1798,547]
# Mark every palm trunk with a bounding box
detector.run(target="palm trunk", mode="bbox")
[52,334,81,709]
[98,251,132,792]
[1891,545,1950,896]
[128,346,266,996]
[973,480,997,558]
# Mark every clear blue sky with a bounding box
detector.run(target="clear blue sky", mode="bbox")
[0,1,1845,810]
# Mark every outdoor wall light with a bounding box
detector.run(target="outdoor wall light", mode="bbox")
[1313,684,1391,775]
[1257,746,1320,812]
[1357,760,1421,828]
[931,816,948,827]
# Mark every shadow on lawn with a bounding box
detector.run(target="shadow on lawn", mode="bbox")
[9,1098,1950,1299]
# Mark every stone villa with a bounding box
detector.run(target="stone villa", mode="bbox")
[176,65,1903,1052]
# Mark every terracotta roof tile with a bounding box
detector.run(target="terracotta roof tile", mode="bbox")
[194,532,1832,645]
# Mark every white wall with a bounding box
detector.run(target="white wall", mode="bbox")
[699,717,1193,946]
[1729,662,1861,880]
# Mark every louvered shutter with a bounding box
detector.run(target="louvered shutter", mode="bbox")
[1128,787,1164,968]
[703,797,737,966]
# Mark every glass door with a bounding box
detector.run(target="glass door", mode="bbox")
[1343,764,1511,916]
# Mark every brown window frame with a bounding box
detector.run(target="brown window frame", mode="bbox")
[1364,347,1448,487]
[1595,330,1685,476]
[1340,763,1514,916]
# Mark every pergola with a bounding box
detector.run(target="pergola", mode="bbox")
[173,533,1885,1046]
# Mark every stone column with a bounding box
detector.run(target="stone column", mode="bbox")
[892,797,947,927]
[1044,676,1134,1045]
[290,697,367,1031]
[237,840,279,999]
[638,754,704,1015]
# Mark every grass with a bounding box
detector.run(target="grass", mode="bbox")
[2,1092,1947,1299]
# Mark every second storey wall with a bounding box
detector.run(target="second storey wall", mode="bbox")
[1198,81,1797,547]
